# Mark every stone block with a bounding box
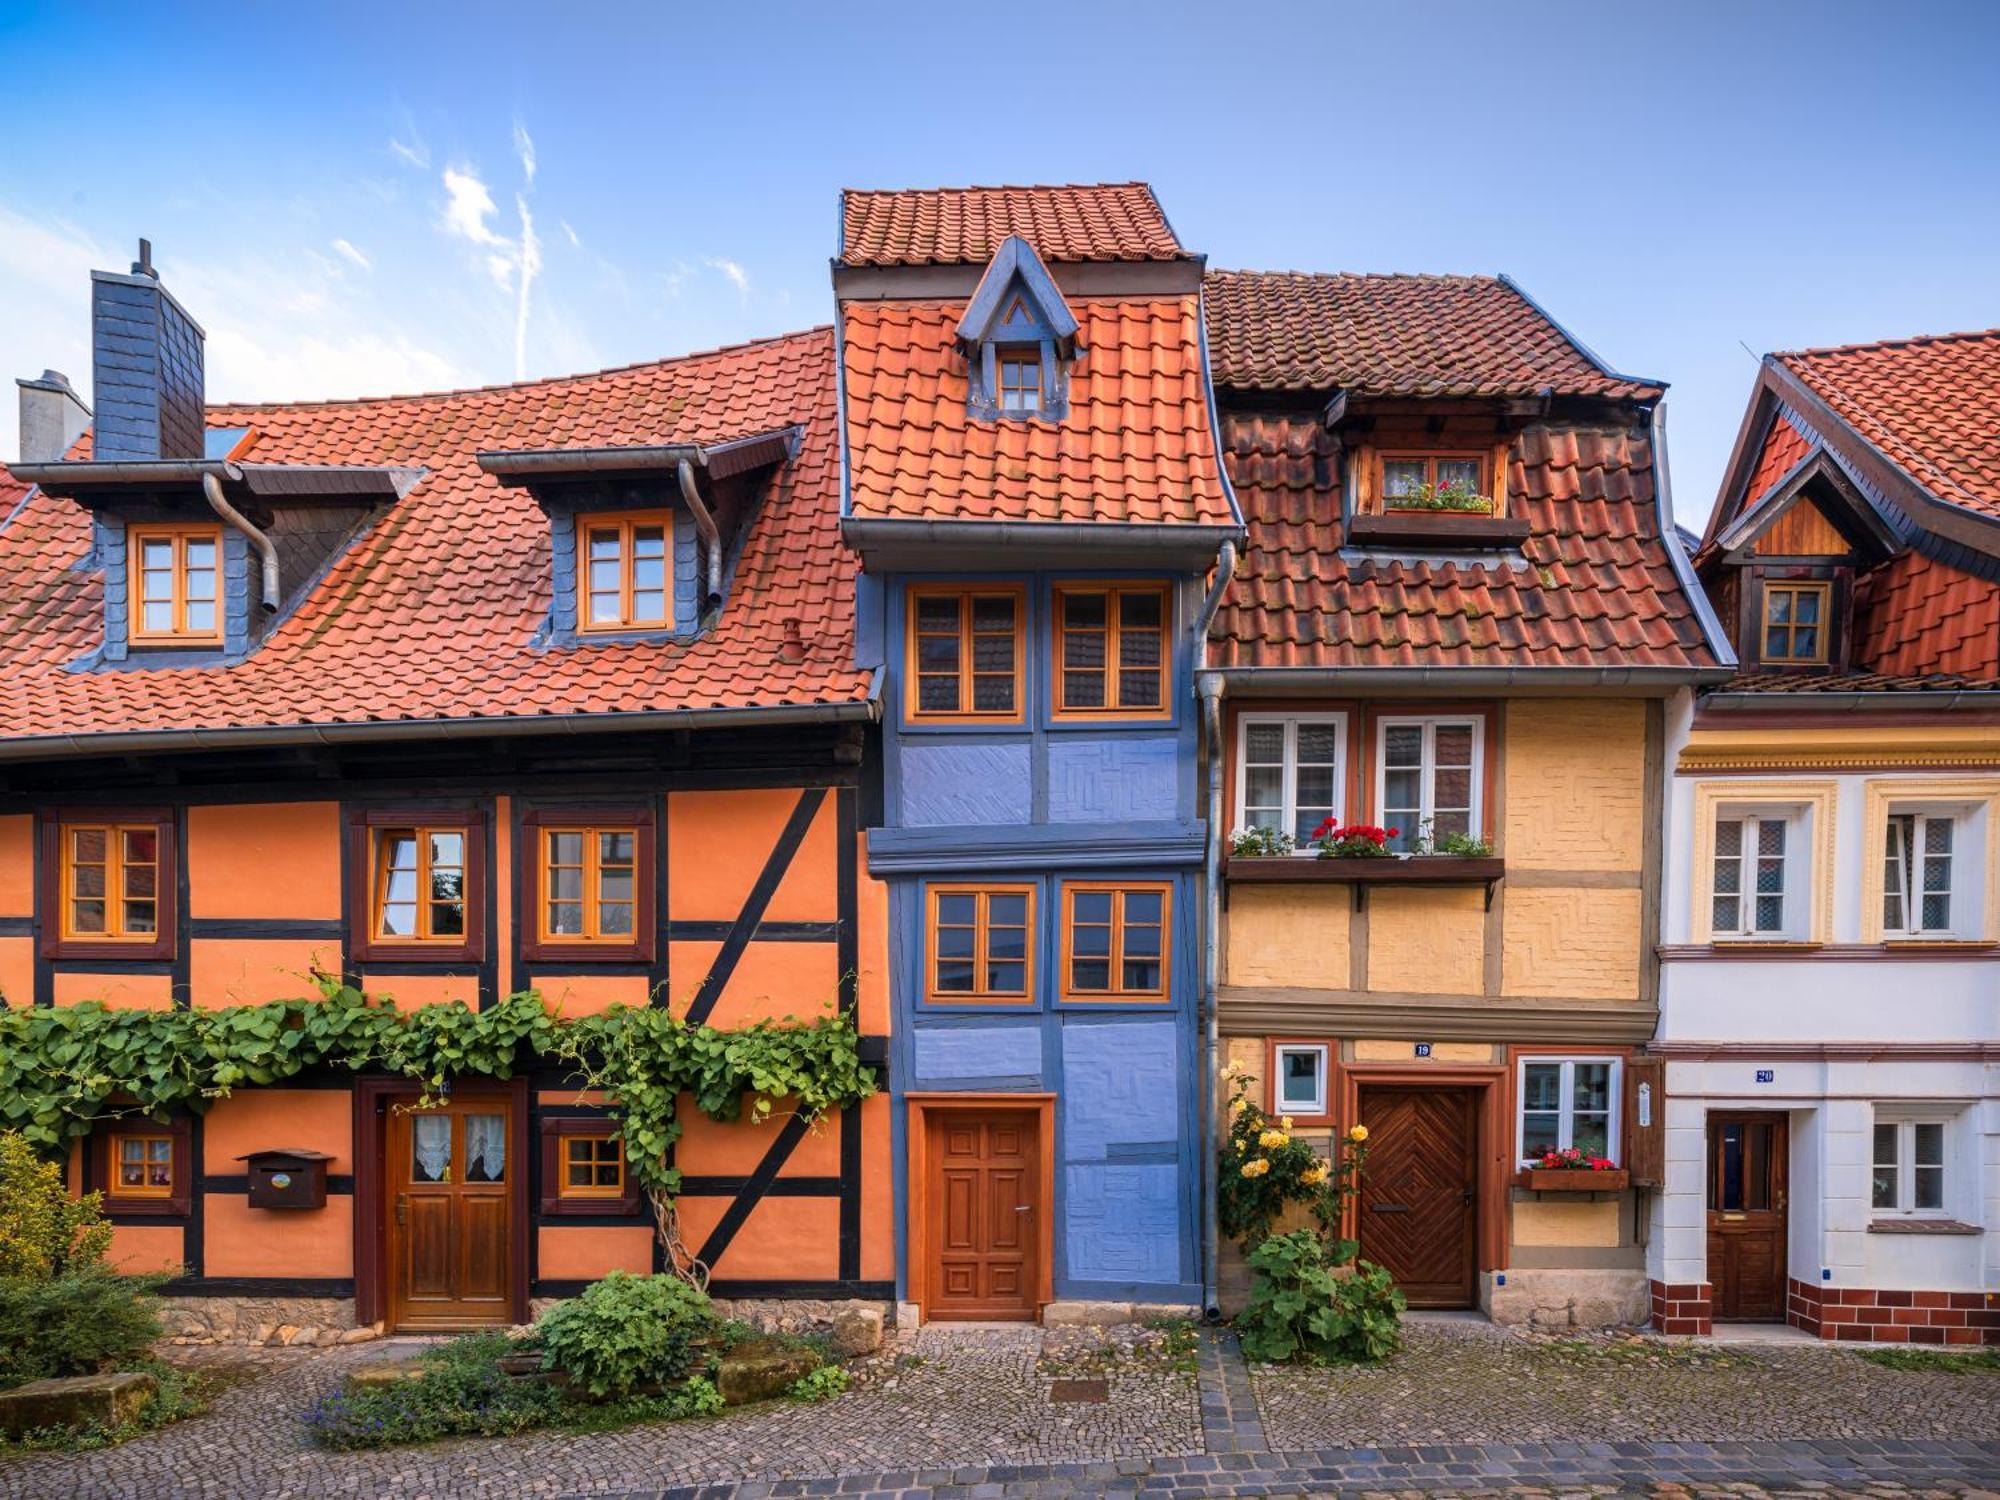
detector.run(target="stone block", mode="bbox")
[342,1359,431,1394]
[1040,1300,1135,1327]
[716,1338,821,1406]
[829,1306,883,1357]
[0,1372,157,1438]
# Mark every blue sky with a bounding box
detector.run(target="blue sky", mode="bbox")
[2,0,1995,520]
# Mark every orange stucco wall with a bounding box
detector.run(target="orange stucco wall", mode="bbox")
[0,814,32,916]
[53,970,174,1009]
[202,1090,353,1174]
[202,1195,354,1277]
[663,940,840,1028]
[107,1223,186,1276]
[666,789,838,924]
[679,1194,842,1280]
[187,802,341,918]
[190,939,341,1006]
[537,1225,654,1281]
[535,973,653,1017]
[0,935,30,1011]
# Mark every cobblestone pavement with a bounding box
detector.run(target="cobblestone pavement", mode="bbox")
[1,1321,1996,1499]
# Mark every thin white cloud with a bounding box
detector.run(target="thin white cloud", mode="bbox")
[442,166,508,248]
[513,195,541,380]
[513,121,537,186]
[388,136,429,170]
[330,238,371,271]
[704,256,751,296]
[562,220,581,249]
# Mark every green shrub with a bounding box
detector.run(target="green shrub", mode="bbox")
[786,1364,850,1402]
[0,1131,113,1279]
[536,1271,718,1400]
[0,1265,166,1390]
[1237,1230,1405,1366]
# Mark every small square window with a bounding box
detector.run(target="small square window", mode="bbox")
[127,523,225,645]
[1061,882,1171,1002]
[997,352,1042,414]
[561,1135,626,1198]
[114,1134,175,1196]
[1872,1115,1949,1216]
[1761,582,1830,665]
[927,884,1035,1004]
[1517,1058,1620,1165]
[578,512,673,632]
[1273,1044,1329,1118]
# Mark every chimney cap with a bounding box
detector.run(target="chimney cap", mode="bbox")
[18,370,79,393]
[132,237,157,278]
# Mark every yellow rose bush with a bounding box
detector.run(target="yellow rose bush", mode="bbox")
[1216,1069,1369,1249]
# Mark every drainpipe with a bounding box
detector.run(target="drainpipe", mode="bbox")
[202,471,278,615]
[1193,540,1237,1322]
[677,458,723,618]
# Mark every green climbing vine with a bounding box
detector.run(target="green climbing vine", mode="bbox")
[0,976,875,1289]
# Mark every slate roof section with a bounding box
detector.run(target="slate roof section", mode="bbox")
[841,297,1233,527]
[1209,413,1722,670]
[1777,329,2000,521]
[839,183,1186,268]
[1203,270,1665,401]
[0,329,873,747]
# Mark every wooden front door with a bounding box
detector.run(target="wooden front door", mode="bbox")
[386,1096,516,1330]
[1356,1086,1478,1307]
[924,1109,1040,1321]
[1707,1113,1788,1321]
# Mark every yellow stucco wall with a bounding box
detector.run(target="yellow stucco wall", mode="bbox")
[1504,700,1646,869]
[1512,1197,1622,1248]
[1501,887,1642,1000]
[1366,886,1483,994]
[1225,885,1349,987]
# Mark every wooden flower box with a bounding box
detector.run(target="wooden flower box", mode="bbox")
[1517,1168,1630,1192]
[1223,855,1505,911]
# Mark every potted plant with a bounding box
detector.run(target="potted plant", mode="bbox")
[1229,826,1297,859]
[1384,477,1496,515]
[1310,819,1398,859]
[1518,1146,1629,1192]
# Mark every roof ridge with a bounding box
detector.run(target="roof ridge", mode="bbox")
[840,180,1152,198]
[204,324,832,417]
[1777,327,2000,360]
[1208,267,1500,286]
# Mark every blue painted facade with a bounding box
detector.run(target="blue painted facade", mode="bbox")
[870,569,1210,1305]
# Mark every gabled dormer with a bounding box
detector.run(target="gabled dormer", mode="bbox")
[955,236,1080,422]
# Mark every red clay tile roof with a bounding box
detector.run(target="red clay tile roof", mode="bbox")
[841,297,1232,527]
[1209,413,1721,670]
[1742,413,1812,512]
[839,183,1185,268]
[1852,548,2000,682]
[0,329,873,746]
[1203,271,1664,401]
[1778,330,2000,521]
[1719,670,1999,694]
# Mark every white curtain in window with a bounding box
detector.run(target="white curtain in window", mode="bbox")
[464,1113,506,1183]
[412,1115,451,1182]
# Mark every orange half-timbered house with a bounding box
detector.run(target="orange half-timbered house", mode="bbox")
[0,251,892,1335]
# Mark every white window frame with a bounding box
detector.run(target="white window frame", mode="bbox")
[1272,1044,1329,1118]
[1883,809,1957,938]
[1515,1055,1622,1166]
[1870,1111,1951,1219]
[1374,715,1484,854]
[1235,713,1347,852]
[1709,807,1804,940]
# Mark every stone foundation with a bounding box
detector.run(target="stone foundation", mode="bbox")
[1788,1278,2000,1345]
[1484,1269,1649,1329]
[158,1296,379,1347]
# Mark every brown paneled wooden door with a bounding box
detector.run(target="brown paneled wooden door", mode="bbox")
[925,1110,1039,1321]
[1356,1086,1478,1307]
[386,1096,515,1330]
[1707,1113,1788,1321]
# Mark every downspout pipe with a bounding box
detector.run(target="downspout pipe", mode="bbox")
[202,471,279,616]
[677,458,723,616]
[1193,539,1237,1322]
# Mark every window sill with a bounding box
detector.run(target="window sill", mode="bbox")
[1867,1218,1981,1236]
[1879,938,1997,951]
[1346,513,1532,548]
[1705,939,1822,952]
[1224,855,1504,911]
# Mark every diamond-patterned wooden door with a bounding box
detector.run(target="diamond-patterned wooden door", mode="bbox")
[1356,1086,1478,1307]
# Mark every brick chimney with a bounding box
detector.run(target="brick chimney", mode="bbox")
[16,369,91,463]
[90,239,205,462]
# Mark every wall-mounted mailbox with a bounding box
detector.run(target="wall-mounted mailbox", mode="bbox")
[237,1148,334,1210]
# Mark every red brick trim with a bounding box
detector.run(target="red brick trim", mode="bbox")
[1649,1278,1712,1336]
[1787,1277,2000,1345]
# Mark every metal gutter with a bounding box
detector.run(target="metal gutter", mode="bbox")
[1192,540,1237,1324]
[841,518,1243,555]
[13,459,421,499]
[1648,401,1737,671]
[476,444,702,481]
[1700,689,2000,715]
[0,700,881,765]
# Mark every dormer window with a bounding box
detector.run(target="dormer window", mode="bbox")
[580,511,672,631]
[128,522,223,645]
[998,352,1042,415]
[1379,453,1494,515]
[1761,581,1828,664]
[956,235,1079,423]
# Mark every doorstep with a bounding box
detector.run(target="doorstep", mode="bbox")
[1695,1321,1819,1345]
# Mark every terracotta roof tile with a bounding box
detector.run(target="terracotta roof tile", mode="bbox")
[1778,329,2000,520]
[1742,413,1812,510]
[1852,547,2000,681]
[1203,270,1663,401]
[1209,412,1720,671]
[0,330,872,745]
[839,183,1185,267]
[1721,670,2000,694]
[841,297,1231,526]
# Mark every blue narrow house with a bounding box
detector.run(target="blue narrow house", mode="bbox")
[836,184,1239,1319]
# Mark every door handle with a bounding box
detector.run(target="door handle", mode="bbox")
[1370,1202,1410,1214]
[1462,1188,1477,1206]
[396,1193,407,1226]
[1015,1204,1033,1214]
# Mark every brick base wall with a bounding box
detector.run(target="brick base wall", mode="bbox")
[1649,1279,1713,1336]
[1787,1278,2000,1345]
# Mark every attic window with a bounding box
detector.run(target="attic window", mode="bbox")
[956,235,1078,423]
[128,523,224,644]
[1762,581,1829,664]
[580,512,671,632]
[998,353,1042,415]
[1379,454,1493,515]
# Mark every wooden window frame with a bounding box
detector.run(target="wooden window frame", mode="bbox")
[344,806,487,964]
[1760,580,1831,665]
[1051,582,1173,723]
[1235,713,1349,851]
[576,510,674,634]
[1371,713,1486,853]
[38,808,177,961]
[518,805,657,963]
[904,583,1027,726]
[126,521,225,646]
[1514,1054,1622,1166]
[1372,450,1496,514]
[1058,879,1173,1004]
[537,1116,643,1217]
[90,1114,192,1217]
[996,349,1043,415]
[924,882,1036,1005]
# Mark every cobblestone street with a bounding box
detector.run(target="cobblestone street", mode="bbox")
[1,1322,1996,1499]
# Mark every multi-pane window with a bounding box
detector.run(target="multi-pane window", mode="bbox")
[1376,717,1480,852]
[928,884,1034,1003]
[1380,453,1487,509]
[113,1134,175,1197]
[579,512,671,631]
[1238,716,1345,846]
[1883,813,1954,935]
[1062,882,1170,1001]
[61,823,160,941]
[1712,814,1789,936]
[997,352,1042,414]
[1054,584,1169,718]
[373,827,468,942]
[1761,582,1829,664]
[1274,1044,1329,1118]
[541,827,638,943]
[1872,1117,1946,1215]
[128,524,223,643]
[1519,1058,1619,1162]
[907,586,1023,721]
[561,1135,625,1199]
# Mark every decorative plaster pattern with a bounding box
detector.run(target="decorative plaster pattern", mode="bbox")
[1064,1163,1182,1283]
[1061,1022,1179,1162]
[899,743,1033,827]
[912,1025,1042,1081]
[1046,739,1181,824]
[1502,887,1642,1001]
[1503,700,1646,868]
[1224,885,1349,988]
[1367,886,1484,996]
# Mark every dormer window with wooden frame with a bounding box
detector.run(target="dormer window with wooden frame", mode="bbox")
[1760,580,1830,665]
[1378,453,1494,515]
[128,522,224,645]
[579,511,672,632]
[957,235,1079,423]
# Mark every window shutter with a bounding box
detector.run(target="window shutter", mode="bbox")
[1624,1058,1665,1188]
